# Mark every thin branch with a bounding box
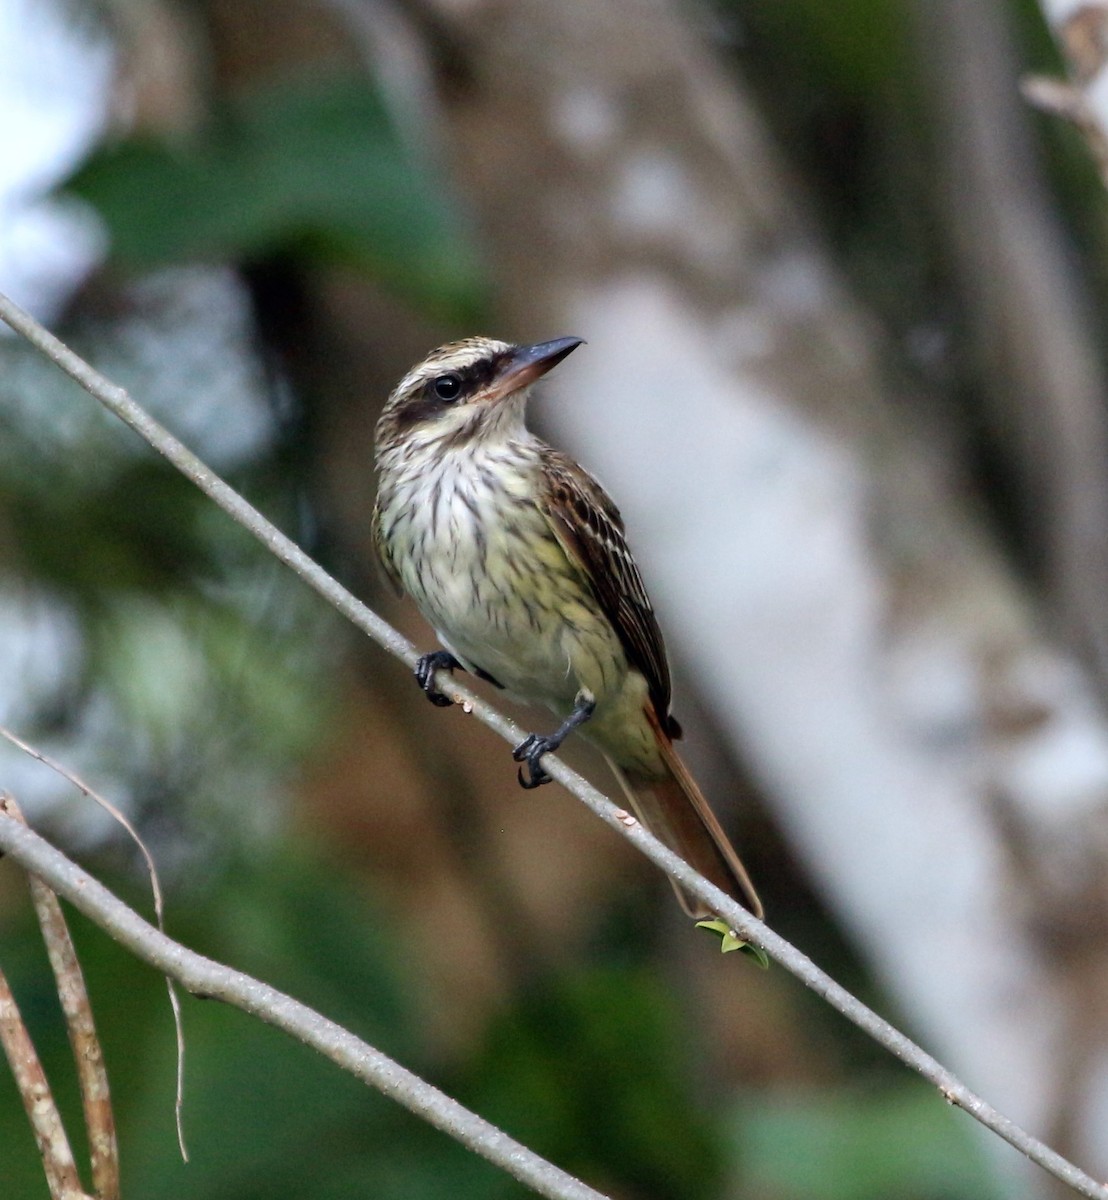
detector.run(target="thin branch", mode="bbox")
[1,288,1106,1198]
[1026,2,1108,190]
[1,795,122,1200]
[0,813,609,1200]
[0,727,169,920]
[1021,74,1108,188]
[29,875,120,1200]
[0,948,91,1200]
[0,725,189,1161]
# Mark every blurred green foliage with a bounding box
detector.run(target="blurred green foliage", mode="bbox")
[8,457,220,600]
[461,965,722,1199]
[63,71,485,321]
[0,275,335,849]
[740,0,905,96]
[734,1086,1007,1200]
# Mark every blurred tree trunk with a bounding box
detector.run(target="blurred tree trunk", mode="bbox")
[913,0,1108,694]
[909,7,1108,1181]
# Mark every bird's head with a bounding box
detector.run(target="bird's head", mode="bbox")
[375,335,583,460]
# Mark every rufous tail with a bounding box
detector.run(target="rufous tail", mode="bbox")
[607,710,763,921]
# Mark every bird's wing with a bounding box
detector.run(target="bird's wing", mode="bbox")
[539,447,674,723]
[371,499,404,596]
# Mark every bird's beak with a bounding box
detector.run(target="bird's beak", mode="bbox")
[486,337,584,401]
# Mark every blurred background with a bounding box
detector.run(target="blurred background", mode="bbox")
[1,0,1107,1196]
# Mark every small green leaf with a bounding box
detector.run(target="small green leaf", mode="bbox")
[695,919,770,967]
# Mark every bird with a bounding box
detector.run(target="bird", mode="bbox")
[372,335,762,922]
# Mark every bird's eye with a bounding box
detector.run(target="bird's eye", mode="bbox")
[433,374,462,402]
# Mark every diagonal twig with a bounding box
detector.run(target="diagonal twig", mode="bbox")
[1,795,122,1200]
[1024,3,1108,190]
[29,875,120,1200]
[1,288,1107,1198]
[0,910,92,1200]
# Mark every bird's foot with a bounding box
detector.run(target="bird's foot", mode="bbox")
[512,692,597,789]
[513,732,557,789]
[414,651,462,707]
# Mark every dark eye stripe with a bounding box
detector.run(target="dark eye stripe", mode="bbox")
[424,358,498,404]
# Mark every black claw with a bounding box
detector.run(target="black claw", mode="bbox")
[513,734,555,789]
[511,694,597,790]
[415,651,462,707]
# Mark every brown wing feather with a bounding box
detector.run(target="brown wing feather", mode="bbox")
[539,447,674,722]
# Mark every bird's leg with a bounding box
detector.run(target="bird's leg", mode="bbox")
[414,650,464,707]
[513,691,597,789]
